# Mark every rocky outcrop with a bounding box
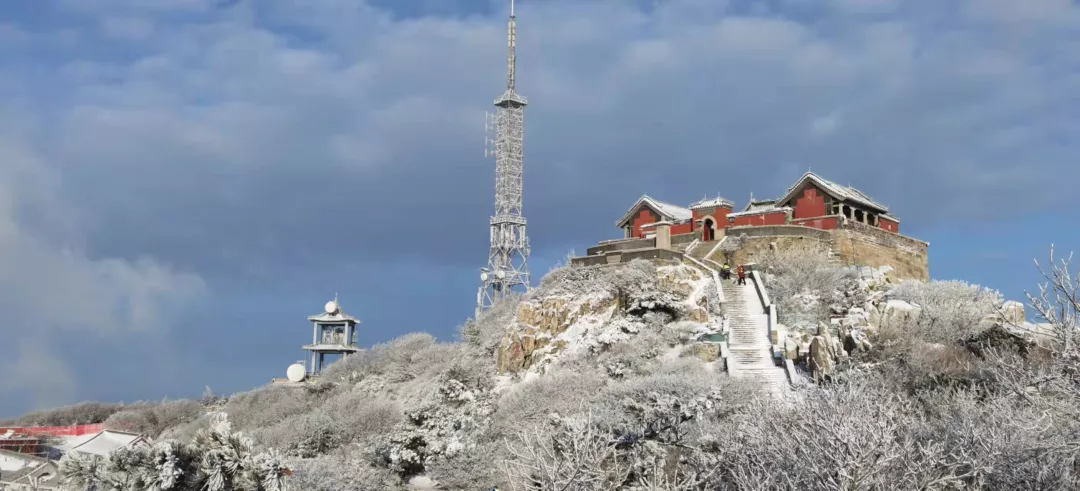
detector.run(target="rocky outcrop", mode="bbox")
[496,294,617,373]
[496,260,717,374]
[690,343,721,363]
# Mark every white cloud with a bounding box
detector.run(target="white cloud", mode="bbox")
[0,138,205,407]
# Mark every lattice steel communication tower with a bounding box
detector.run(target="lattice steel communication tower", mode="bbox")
[477,0,530,317]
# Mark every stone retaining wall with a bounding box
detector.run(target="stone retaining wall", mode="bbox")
[726,224,833,240]
[586,237,655,255]
[671,232,698,246]
[833,222,929,280]
[571,248,684,267]
[710,224,929,280]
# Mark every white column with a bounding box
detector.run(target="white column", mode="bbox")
[656,224,672,250]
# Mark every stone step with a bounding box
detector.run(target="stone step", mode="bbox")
[730,332,766,338]
[736,367,787,376]
[731,355,774,360]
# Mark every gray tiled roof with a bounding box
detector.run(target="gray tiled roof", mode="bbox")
[778,172,889,212]
[616,195,693,227]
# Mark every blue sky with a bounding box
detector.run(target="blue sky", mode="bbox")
[0,0,1078,417]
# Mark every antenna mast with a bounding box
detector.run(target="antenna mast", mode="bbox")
[478,0,531,318]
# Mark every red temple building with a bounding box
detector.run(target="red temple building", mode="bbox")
[616,171,901,240]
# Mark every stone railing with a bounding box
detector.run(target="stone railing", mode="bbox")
[571,248,683,267]
[748,270,784,360]
[586,237,655,256]
[749,269,794,385]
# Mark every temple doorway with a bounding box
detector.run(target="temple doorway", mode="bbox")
[703,218,715,241]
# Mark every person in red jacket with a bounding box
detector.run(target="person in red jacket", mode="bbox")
[736,265,746,285]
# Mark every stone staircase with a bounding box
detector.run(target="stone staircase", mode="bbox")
[688,239,722,262]
[721,279,790,396]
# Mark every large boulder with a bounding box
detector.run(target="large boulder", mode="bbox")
[870,299,921,329]
[844,328,873,353]
[808,336,835,381]
[783,336,800,360]
[963,323,1033,358]
[999,300,1026,325]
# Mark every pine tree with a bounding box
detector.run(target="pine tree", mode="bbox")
[59,412,291,491]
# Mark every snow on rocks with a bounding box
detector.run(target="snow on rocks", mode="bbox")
[496,260,716,374]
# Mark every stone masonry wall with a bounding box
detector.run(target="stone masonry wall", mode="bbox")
[587,237,655,255]
[723,235,829,267]
[832,222,929,280]
[711,224,929,281]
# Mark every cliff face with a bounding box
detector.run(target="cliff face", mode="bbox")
[496,260,717,373]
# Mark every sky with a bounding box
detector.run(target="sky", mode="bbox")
[0,0,1078,418]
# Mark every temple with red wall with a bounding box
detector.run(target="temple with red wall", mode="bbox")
[615,172,902,241]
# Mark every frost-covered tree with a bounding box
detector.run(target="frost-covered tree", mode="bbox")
[502,411,630,490]
[104,400,203,439]
[459,293,522,354]
[59,413,291,491]
[755,241,849,324]
[716,234,744,265]
[1026,245,1080,354]
[889,279,1003,343]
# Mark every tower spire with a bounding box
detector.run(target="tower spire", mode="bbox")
[478,0,530,318]
[507,0,517,91]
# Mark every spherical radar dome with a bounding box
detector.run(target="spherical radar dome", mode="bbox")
[286,363,306,383]
[324,300,339,314]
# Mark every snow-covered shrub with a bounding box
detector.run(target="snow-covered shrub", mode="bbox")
[491,369,609,436]
[158,412,214,443]
[104,400,203,438]
[556,326,679,381]
[60,413,291,491]
[249,383,402,457]
[758,241,849,324]
[1025,245,1079,353]
[286,451,399,491]
[502,411,630,490]
[889,279,1003,343]
[5,401,127,426]
[421,440,503,491]
[321,332,441,384]
[459,293,522,354]
[695,369,1080,489]
[223,386,327,432]
[364,365,498,480]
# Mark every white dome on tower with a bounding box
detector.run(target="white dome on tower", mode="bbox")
[324,299,339,314]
